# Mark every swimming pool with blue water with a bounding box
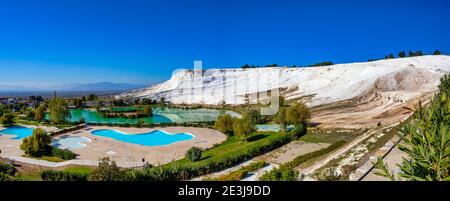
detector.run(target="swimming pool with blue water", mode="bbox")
[0,126,34,139]
[91,129,194,146]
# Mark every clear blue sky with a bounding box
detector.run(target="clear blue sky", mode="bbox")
[0,0,449,87]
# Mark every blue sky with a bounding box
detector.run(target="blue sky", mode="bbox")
[0,0,449,87]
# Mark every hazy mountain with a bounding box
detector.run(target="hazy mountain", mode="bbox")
[0,82,146,97]
[53,82,146,92]
[0,84,40,92]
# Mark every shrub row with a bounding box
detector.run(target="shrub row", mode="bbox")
[100,112,149,119]
[50,124,86,136]
[260,140,346,181]
[208,160,266,181]
[40,170,88,181]
[86,121,215,128]
[0,163,17,176]
[51,147,77,160]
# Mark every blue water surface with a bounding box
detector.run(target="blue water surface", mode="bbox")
[0,126,34,140]
[91,129,194,146]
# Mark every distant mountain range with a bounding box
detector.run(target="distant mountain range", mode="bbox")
[0,82,146,93]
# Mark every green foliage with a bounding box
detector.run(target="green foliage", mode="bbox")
[72,98,83,108]
[209,161,266,181]
[0,173,15,181]
[233,116,255,141]
[276,107,287,132]
[186,147,203,162]
[25,110,35,121]
[143,105,153,116]
[89,157,126,181]
[373,157,396,181]
[48,97,70,125]
[34,104,46,122]
[214,114,234,136]
[87,93,97,101]
[51,147,77,160]
[433,50,442,55]
[0,163,17,176]
[438,74,449,94]
[20,128,51,157]
[0,113,16,126]
[308,61,334,67]
[260,166,298,181]
[40,170,88,181]
[286,102,310,125]
[246,110,263,124]
[398,51,406,58]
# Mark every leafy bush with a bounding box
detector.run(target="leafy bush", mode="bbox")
[209,161,266,181]
[214,114,234,136]
[20,128,51,157]
[51,147,77,160]
[89,157,126,181]
[0,173,14,181]
[0,163,17,176]
[233,116,255,141]
[186,147,203,162]
[40,170,88,181]
[260,166,298,181]
[0,113,16,126]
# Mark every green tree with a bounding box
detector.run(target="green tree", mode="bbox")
[233,116,255,142]
[25,110,35,121]
[276,107,287,133]
[279,96,285,107]
[72,98,83,108]
[286,102,310,137]
[20,128,51,156]
[136,119,145,128]
[87,93,97,101]
[79,116,85,123]
[398,51,406,58]
[89,157,125,181]
[48,97,70,125]
[246,109,262,124]
[286,102,310,125]
[0,113,16,127]
[388,53,394,59]
[143,105,153,117]
[34,104,46,122]
[214,114,234,136]
[185,147,202,162]
[433,50,442,55]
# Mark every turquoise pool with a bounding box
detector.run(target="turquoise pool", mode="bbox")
[91,129,194,146]
[256,124,295,132]
[0,126,33,140]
